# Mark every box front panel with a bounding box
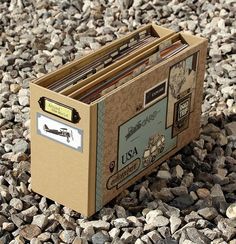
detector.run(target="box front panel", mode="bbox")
[94,39,207,212]
[30,84,91,215]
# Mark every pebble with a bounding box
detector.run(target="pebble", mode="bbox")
[146,210,169,227]
[10,198,23,211]
[198,207,218,220]
[121,231,134,243]
[10,84,21,94]
[109,228,120,239]
[2,222,15,231]
[170,194,194,210]
[21,206,38,218]
[59,230,76,243]
[19,225,41,240]
[217,218,236,241]
[226,203,236,219]
[80,220,110,231]
[170,215,182,234]
[91,231,110,244]
[157,170,172,180]
[196,188,210,199]
[225,122,236,136]
[32,214,48,229]
[113,218,129,228]
[172,165,184,179]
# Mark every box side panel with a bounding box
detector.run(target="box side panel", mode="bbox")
[30,84,91,216]
[93,39,207,211]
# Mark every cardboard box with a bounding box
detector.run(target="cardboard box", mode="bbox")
[30,24,207,217]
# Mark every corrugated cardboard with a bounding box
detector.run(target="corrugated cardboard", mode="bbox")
[30,24,207,217]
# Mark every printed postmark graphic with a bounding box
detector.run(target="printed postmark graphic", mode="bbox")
[37,113,83,151]
[167,53,198,128]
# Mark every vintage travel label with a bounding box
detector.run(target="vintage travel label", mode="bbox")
[111,97,177,188]
[37,113,83,151]
[167,52,198,129]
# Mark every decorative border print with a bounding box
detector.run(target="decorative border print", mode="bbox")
[144,79,167,107]
[166,52,198,128]
[95,100,105,211]
[172,93,191,137]
[37,113,83,152]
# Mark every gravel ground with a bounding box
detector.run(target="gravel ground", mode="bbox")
[0,0,235,243]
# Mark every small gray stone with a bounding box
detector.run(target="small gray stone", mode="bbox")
[91,231,109,244]
[81,226,95,241]
[185,211,202,223]
[121,231,134,243]
[113,218,129,228]
[220,44,232,55]
[0,214,9,226]
[59,230,75,243]
[147,230,162,242]
[157,170,171,180]
[146,210,169,227]
[226,203,236,219]
[10,198,23,211]
[170,216,182,234]
[172,165,184,179]
[131,226,143,238]
[199,228,221,241]
[140,234,152,244]
[109,228,120,239]
[37,232,51,242]
[171,186,188,196]
[99,207,114,221]
[1,107,14,121]
[2,222,15,231]
[13,140,28,154]
[18,89,30,106]
[181,173,194,187]
[198,207,218,220]
[19,96,30,106]
[80,220,110,231]
[32,214,48,229]
[51,55,63,67]
[225,122,236,136]
[21,206,38,218]
[127,216,142,227]
[39,197,47,212]
[217,218,236,241]
[115,205,127,218]
[11,214,24,227]
[139,185,149,202]
[186,227,211,244]
[154,187,175,202]
[135,238,144,244]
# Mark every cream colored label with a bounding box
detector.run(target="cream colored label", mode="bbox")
[45,100,72,121]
